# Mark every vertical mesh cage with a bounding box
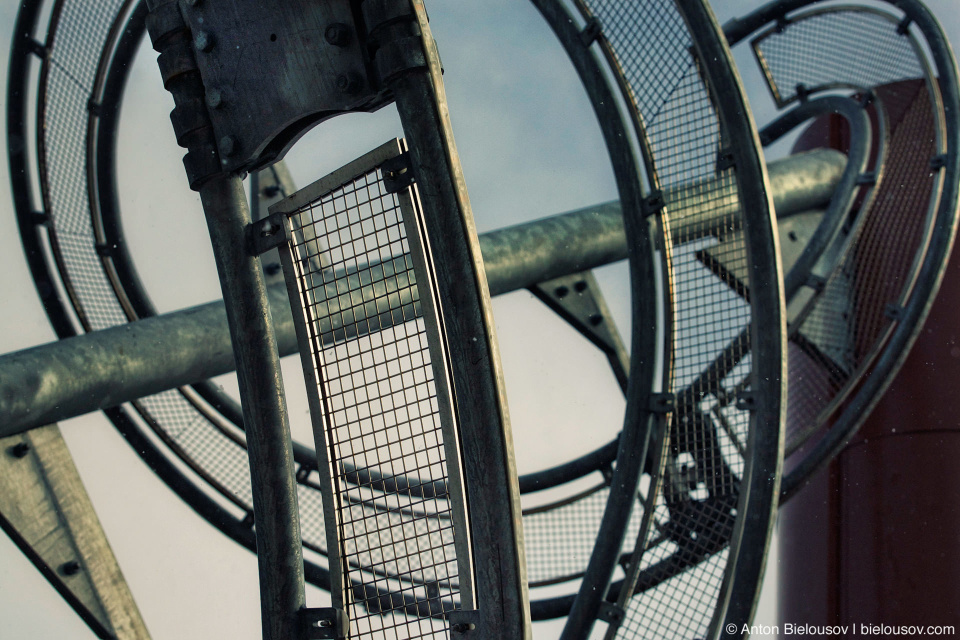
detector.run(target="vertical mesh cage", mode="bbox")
[266,139,473,640]
[547,0,786,638]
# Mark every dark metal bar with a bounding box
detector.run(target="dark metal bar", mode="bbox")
[196,175,305,640]
[379,0,529,634]
[532,0,660,636]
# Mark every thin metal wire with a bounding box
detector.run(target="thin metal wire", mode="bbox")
[284,158,464,639]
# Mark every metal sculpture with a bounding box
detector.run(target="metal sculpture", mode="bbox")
[2,0,959,639]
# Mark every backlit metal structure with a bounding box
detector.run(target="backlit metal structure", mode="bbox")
[2,0,958,639]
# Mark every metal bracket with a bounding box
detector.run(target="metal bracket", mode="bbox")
[246,212,290,256]
[930,154,948,170]
[649,392,676,413]
[299,607,349,640]
[716,148,735,171]
[643,190,665,217]
[580,17,602,46]
[382,152,415,193]
[172,0,389,175]
[735,392,756,411]
[449,609,480,637]
[896,16,913,36]
[597,601,626,624]
[26,37,48,58]
[805,274,826,293]
[884,303,905,321]
[796,83,809,103]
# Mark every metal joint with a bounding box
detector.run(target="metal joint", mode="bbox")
[448,609,480,637]
[806,274,826,293]
[31,210,50,226]
[856,171,877,185]
[884,303,905,321]
[642,190,665,217]
[649,392,676,413]
[26,37,48,58]
[94,243,116,258]
[145,1,187,49]
[736,392,756,411]
[240,511,255,528]
[859,89,875,108]
[381,152,415,193]
[774,16,789,34]
[374,35,427,85]
[896,16,913,36]
[597,601,626,624]
[796,83,809,103]
[717,148,735,171]
[930,154,948,170]
[299,607,349,640]
[361,0,416,36]
[246,212,290,256]
[580,17,602,46]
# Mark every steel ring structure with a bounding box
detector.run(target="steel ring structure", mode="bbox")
[9,0,661,626]
[724,0,960,500]
[9,0,957,638]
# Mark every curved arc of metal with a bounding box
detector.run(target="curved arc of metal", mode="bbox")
[778,0,960,499]
[673,3,786,636]
[724,0,960,501]
[7,0,78,339]
[760,96,875,302]
[523,0,666,637]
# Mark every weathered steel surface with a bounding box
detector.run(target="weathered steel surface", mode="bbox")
[375,0,530,635]
[0,424,151,640]
[197,175,306,640]
[0,150,843,437]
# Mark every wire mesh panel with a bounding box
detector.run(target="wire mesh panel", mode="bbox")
[737,1,960,492]
[551,0,785,638]
[268,139,473,640]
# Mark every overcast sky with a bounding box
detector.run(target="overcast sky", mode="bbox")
[1,0,959,638]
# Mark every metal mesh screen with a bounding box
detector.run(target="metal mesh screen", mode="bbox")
[27,0,662,601]
[753,9,942,451]
[753,9,924,106]
[571,1,767,638]
[522,484,644,586]
[279,146,467,639]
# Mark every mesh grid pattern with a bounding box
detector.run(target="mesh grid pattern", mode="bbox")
[522,485,644,586]
[754,10,940,449]
[34,0,639,599]
[754,10,924,106]
[577,1,756,637]
[38,0,278,545]
[284,161,462,639]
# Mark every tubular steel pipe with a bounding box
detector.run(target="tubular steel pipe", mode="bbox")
[197,175,305,640]
[0,149,844,437]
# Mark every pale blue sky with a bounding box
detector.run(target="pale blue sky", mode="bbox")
[1,1,958,638]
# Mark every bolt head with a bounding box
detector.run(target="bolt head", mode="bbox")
[206,88,223,109]
[9,442,30,458]
[60,560,81,576]
[194,30,214,52]
[336,72,363,95]
[325,23,352,47]
[219,135,237,157]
